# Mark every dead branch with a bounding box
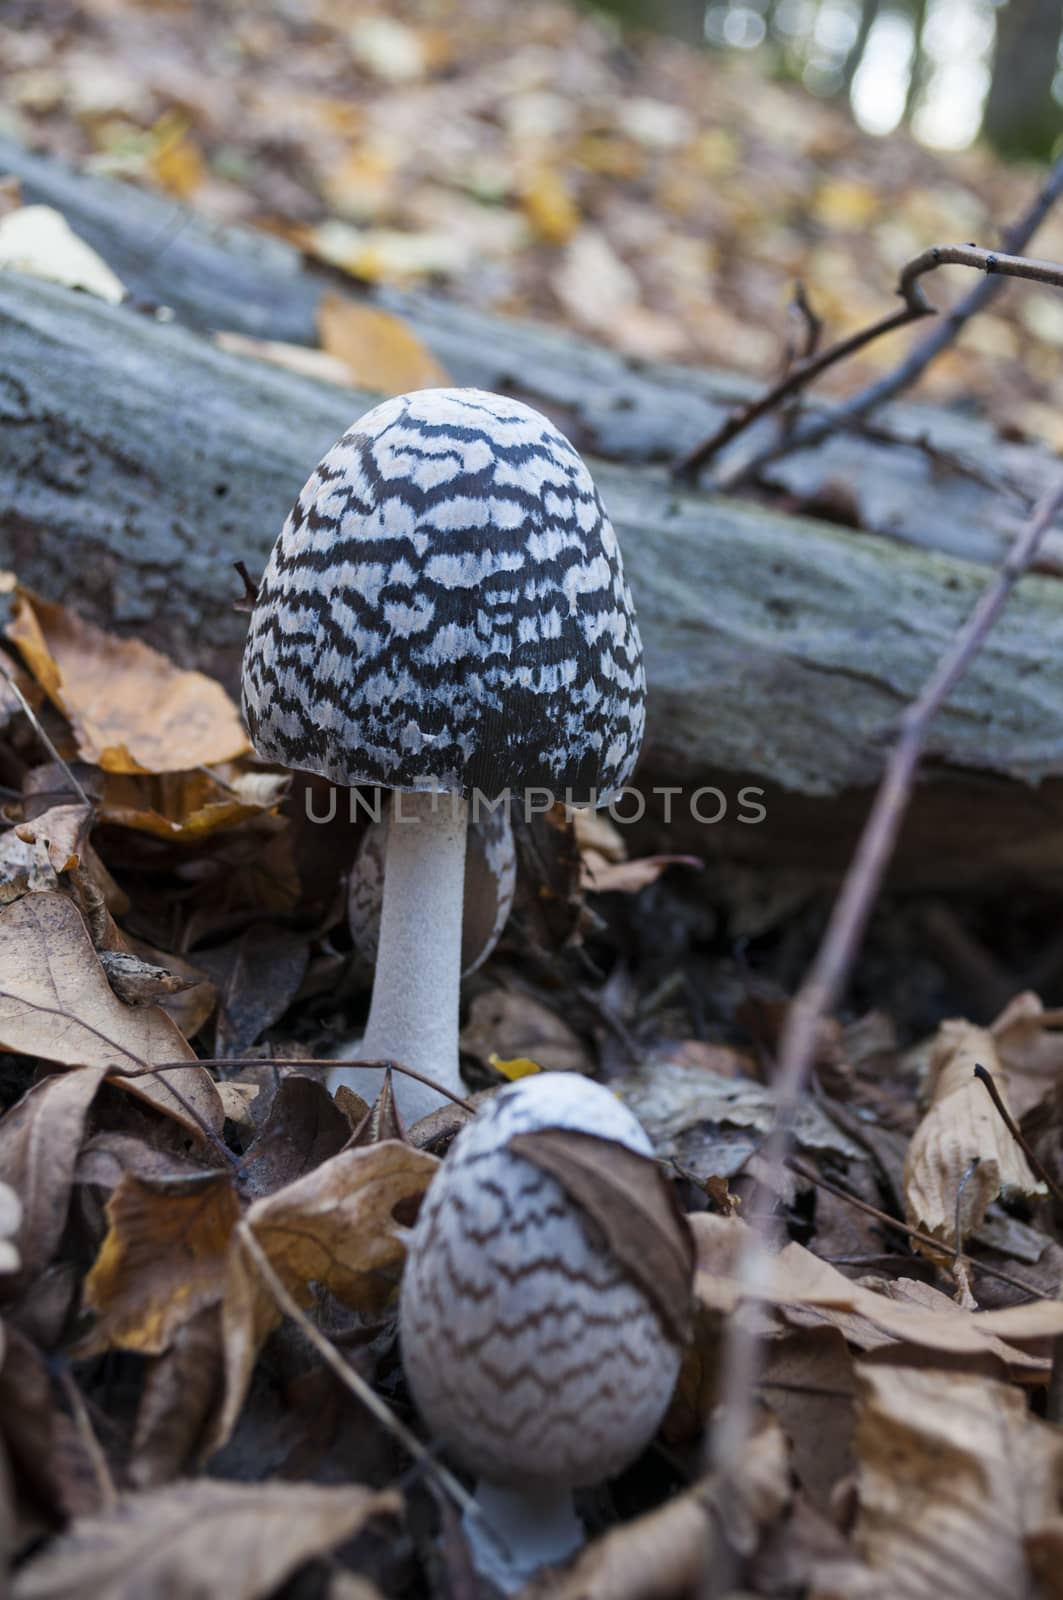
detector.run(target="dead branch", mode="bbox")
[677,228,1063,482]
[716,151,1063,487]
[701,471,1063,1599]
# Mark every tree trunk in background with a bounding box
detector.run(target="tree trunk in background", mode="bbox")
[584,0,707,43]
[983,0,1062,159]
[842,0,882,93]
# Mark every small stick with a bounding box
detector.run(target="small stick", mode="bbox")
[55,1363,117,1511]
[135,1055,479,1116]
[718,152,1063,486]
[238,1224,483,1526]
[701,475,1063,1599]
[786,1156,1044,1299]
[974,1062,1063,1207]
[0,657,92,808]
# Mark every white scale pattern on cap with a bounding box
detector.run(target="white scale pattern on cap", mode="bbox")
[241,388,646,798]
[399,1074,682,1490]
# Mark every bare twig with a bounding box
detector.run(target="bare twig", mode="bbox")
[717,152,1063,486]
[136,1055,479,1116]
[0,655,92,807]
[679,234,1063,484]
[237,1223,486,1527]
[974,1062,1063,1207]
[674,298,931,480]
[785,1156,1045,1298]
[701,474,1063,1598]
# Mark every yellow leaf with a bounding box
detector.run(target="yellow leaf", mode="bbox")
[520,164,580,246]
[150,116,205,200]
[488,1053,542,1081]
[83,1172,241,1355]
[811,178,879,230]
[316,293,449,394]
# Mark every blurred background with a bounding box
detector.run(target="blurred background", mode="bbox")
[596,0,1062,159]
[2,0,1061,439]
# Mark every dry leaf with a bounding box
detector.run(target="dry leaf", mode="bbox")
[582,853,702,895]
[130,1307,223,1489]
[212,1139,438,1451]
[0,892,222,1138]
[316,292,449,393]
[903,1019,1044,1269]
[522,1479,714,1600]
[99,767,287,841]
[215,330,357,388]
[989,991,1063,1118]
[240,1074,351,1198]
[843,1365,1063,1600]
[81,1171,241,1356]
[460,989,594,1075]
[8,588,248,774]
[11,1479,401,1600]
[0,1325,105,1523]
[509,1126,694,1344]
[0,205,125,303]
[97,950,201,1008]
[691,1213,1063,1377]
[0,1066,109,1284]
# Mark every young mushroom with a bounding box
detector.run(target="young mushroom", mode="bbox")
[399,1071,692,1592]
[241,388,645,1122]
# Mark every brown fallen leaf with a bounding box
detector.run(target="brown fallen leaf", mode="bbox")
[691,1213,1063,1377]
[903,1019,1044,1278]
[129,1307,223,1489]
[212,1139,439,1451]
[316,292,450,392]
[0,1181,22,1275]
[0,1325,104,1523]
[7,587,248,774]
[0,892,222,1138]
[989,990,1063,1118]
[460,989,594,1076]
[509,1127,694,1344]
[97,950,201,1008]
[582,852,703,895]
[843,1365,1063,1600]
[240,1074,351,1198]
[11,1479,401,1600]
[99,767,288,841]
[195,924,310,1060]
[214,330,356,387]
[0,1065,109,1285]
[81,1170,241,1356]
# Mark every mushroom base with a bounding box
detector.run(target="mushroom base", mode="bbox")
[466,1480,584,1594]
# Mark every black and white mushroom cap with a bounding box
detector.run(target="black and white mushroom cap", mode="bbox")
[241,387,646,803]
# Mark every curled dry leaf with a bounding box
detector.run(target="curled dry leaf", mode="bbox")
[691,1213,1063,1378]
[97,950,201,1008]
[460,989,594,1076]
[7,587,248,774]
[508,1126,695,1344]
[212,1139,439,1452]
[903,1019,1044,1268]
[99,768,289,842]
[10,1479,401,1600]
[989,990,1063,1118]
[0,205,126,303]
[0,1066,109,1286]
[0,892,222,1138]
[0,803,92,904]
[843,1365,1063,1600]
[0,1324,105,1523]
[81,1171,241,1356]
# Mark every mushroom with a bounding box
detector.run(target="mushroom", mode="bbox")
[399,1071,690,1592]
[241,388,645,1122]
[347,803,515,979]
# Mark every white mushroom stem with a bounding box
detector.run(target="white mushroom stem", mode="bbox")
[333,790,468,1123]
[465,1481,584,1594]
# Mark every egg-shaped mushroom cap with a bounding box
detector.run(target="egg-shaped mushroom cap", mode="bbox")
[241,388,645,802]
[399,1073,683,1491]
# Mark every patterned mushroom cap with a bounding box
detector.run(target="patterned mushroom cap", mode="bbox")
[241,388,645,799]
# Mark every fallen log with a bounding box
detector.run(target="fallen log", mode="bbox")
[2,269,1063,887]
[3,134,1063,573]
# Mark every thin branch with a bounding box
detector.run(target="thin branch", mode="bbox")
[701,473,1063,1598]
[237,1222,487,1530]
[0,656,92,807]
[135,1055,478,1116]
[785,1156,1046,1299]
[718,151,1063,486]
[674,300,931,480]
[974,1062,1063,1207]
